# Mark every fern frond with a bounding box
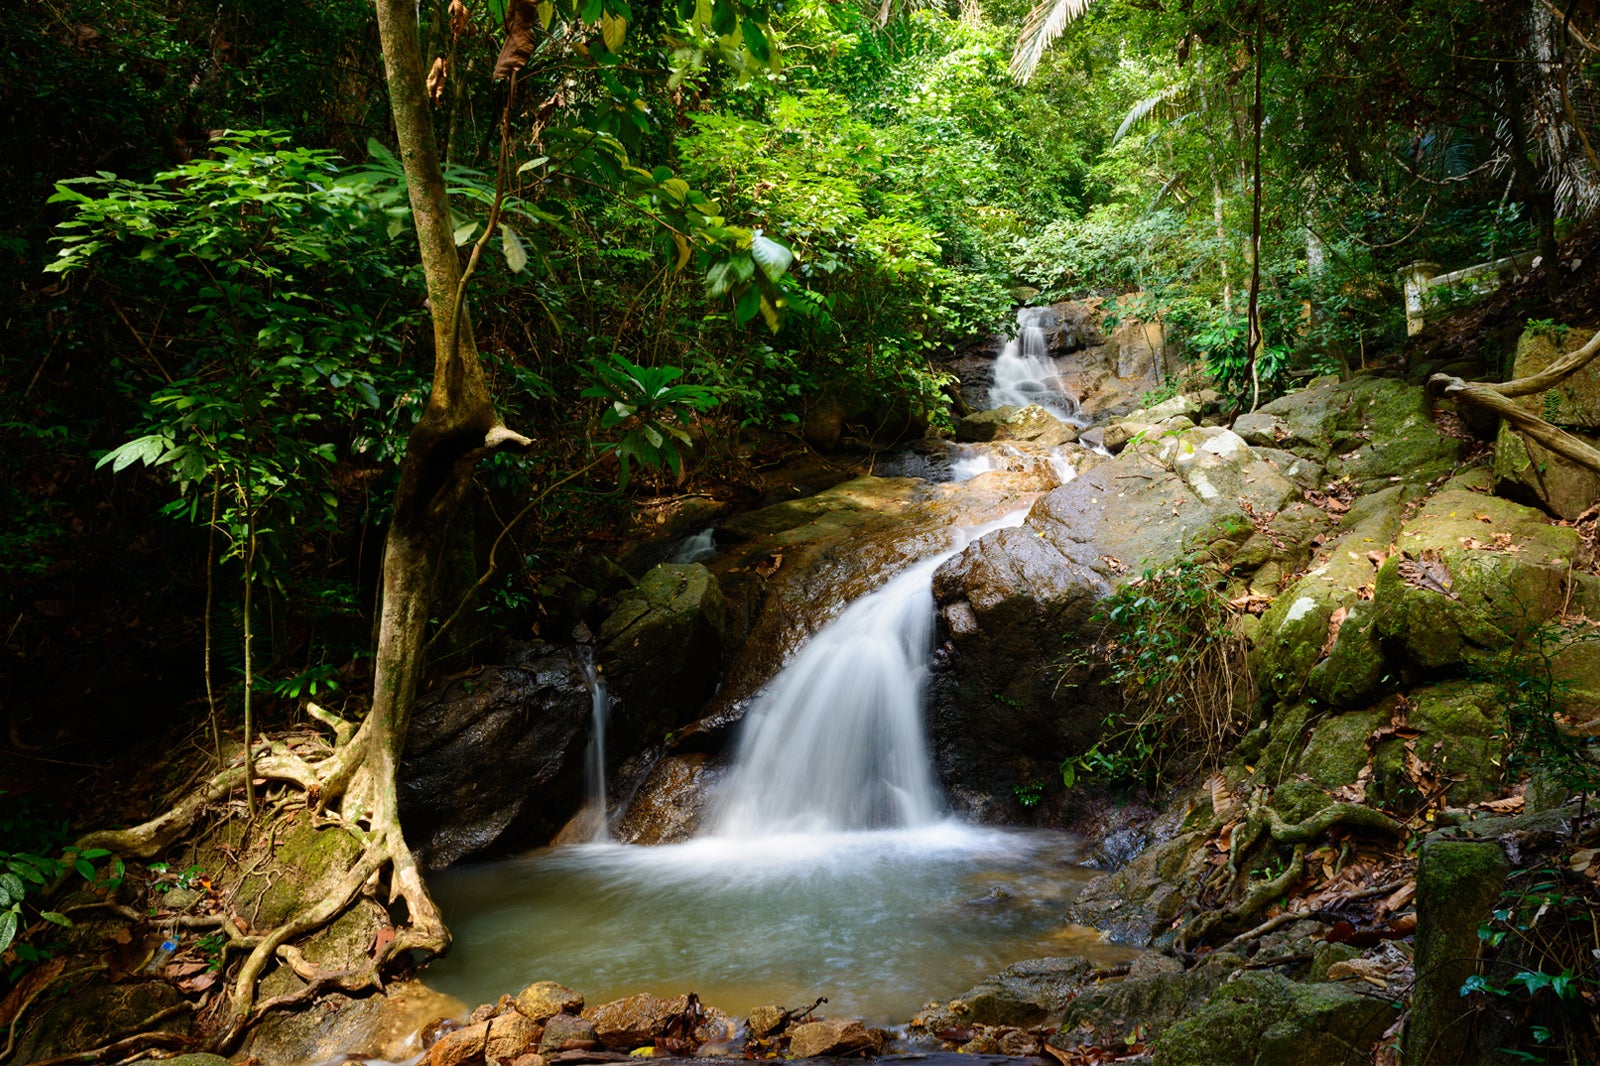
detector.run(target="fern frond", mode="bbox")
[1113,83,1189,145]
[1009,0,1095,84]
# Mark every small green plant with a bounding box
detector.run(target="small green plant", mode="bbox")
[1525,317,1572,342]
[1059,555,1253,789]
[580,354,720,486]
[1013,782,1045,808]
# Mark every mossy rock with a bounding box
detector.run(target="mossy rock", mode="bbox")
[1492,420,1600,521]
[1373,490,1579,671]
[130,1056,230,1066]
[1305,601,1389,708]
[1372,682,1503,805]
[1320,377,1463,490]
[1297,706,1387,790]
[1253,486,1406,704]
[12,977,188,1064]
[1152,972,1398,1066]
[1057,958,1231,1045]
[235,818,363,931]
[1406,837,1510,1064]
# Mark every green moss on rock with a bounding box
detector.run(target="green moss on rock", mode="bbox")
[1152,972,1398,1066]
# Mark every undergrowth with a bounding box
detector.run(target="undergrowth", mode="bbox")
[1061,556,1253,790]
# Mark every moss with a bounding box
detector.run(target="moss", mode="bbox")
[1406,838,1511,1065]
[1368,682,1503,805]
[1152,972,1397,1066]
[235,819,363,930]
[1257,702,1312,783]
[1273,780,1333,824]
[1306,602,1388,708]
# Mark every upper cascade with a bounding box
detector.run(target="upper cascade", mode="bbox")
[989,306,1085,425]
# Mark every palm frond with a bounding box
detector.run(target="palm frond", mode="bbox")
[1113,83,1189,145]
[1009,0,1094,84]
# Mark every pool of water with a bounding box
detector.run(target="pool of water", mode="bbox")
[423,823,1138,1024]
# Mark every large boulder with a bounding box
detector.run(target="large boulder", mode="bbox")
[1151,972,1399,1066]
[787,1018,884,1057]
[599,562,729,738]
[929,425,1303,805]
[583,992,697,1049]
[244,980,464,1066]
[1493,326,1600,519]
[954,956,1094,1026]
[954,404,1079,446]
[1247,376,1462,489]
[401,642,592,867]
[1372,489,1579,672]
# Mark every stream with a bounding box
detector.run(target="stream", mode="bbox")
[422,308,1124,1025]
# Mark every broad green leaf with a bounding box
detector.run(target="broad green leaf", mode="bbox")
[500,223,529,273]
[453,221,479,246]
[750,233,793,282]
[41,911,72,928]
[0,910,16,954]
[734,286,761,325]
[602,12,627,50]
[741,19,770,63]
[660,178,690,203]
[516,156,550,175]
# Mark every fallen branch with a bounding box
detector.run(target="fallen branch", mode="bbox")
[1431,375,1600,477]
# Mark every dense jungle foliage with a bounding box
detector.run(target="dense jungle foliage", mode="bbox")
[3,0,1600,1030]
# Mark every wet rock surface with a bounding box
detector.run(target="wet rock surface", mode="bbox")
[400,642,592,868]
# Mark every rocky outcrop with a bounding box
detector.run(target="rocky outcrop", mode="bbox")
[1493,326,1600,519]
[954,404,1079,446]
[598,562,729,740]
[400,643,592,868]
[1151,972,1399,1066]
[928,417,1311,806]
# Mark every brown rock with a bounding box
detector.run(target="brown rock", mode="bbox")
[488,1010,541,1061]
[583,992,693,1049]
[512,1056,547,1066]
[746,1005,788,1038]
[428,1020,488,1066]
[471,1002,498,1024]
[539,1013,600,1053]
[517,981,584,1022]
[787,1018,880,1058]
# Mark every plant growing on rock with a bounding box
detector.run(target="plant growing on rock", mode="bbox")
[1061,555,1254,789]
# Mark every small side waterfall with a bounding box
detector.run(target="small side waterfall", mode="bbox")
[714,512,1026,837]
[989,306,1085,424]
[671,527,718,563]
[576,649,612,843]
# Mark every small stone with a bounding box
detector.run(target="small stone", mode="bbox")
[471,1002,498,1024]
[539,1013,600,1053]
[998,1028,1039,1056]
[428,1021,488,1066]
[787,1018,880,1058]
[747,1005,788,1038]
[488,1010,541,1061]
[518,981,585,1022]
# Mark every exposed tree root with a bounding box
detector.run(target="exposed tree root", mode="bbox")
[27,1004,193,1066]
[1177,789,1410,951]
[61,703,449,1055]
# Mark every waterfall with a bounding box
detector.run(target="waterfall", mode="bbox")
[713,511,1026,837]
[989,306,1084,424]
[671,527,718,563]
[576,649,612,843]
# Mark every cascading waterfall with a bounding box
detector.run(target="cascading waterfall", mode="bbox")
[671,527,718,563]
[714,511,1027,837]
[989,306,1086,424]
[576,648,612,843]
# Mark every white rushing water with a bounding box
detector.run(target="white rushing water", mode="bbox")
[713,510,1028,837]
[670,527,718,563]
[576,649,612,843]
[989,306,1085,423]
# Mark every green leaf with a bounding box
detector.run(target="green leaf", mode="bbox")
[73,858,94,881]
[734,286,761,325]
[741,19,770,63]
[40,911,72,929]
[0,911,16,955]
[750,233,793,282]
[516,156,550,175]
[453,221,479,246]
[500,223,529,273]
